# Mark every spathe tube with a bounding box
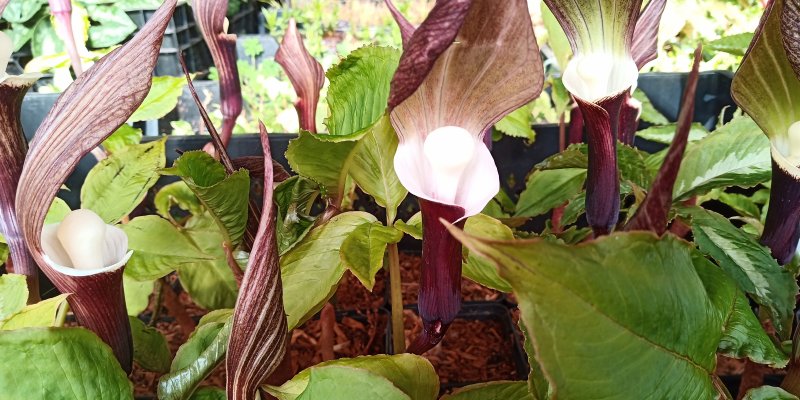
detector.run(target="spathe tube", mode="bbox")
[14,0,176,372]
[275,19,324,133]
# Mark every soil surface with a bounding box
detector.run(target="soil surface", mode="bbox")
[128,254,534,397]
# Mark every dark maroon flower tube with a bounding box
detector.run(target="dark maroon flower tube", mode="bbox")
[0,65,40,303]
[275,19,324,133]
[761,159,800,265]
[407,200,465,354]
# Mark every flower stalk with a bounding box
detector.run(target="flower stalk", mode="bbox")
[0,33,40,303]
[193,0,242,150]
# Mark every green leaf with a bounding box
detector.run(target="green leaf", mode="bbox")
[82,138,166,224]
[717,288,788,367]
[274,176,320,255]
[635,123,709,145]
[632,89,669,125]
[541,3,572,71]
[515,169,586,218]
[163,151,250,247]
[349,115,408,221]
[121,216,214,281]
[394,212,422,240]
[286,131,360,201]
[85,4,137,48]
[103,125,143,154]
[0,294,69,330]
[0,274,27,322]
[706,33,756,57]
[451,230,750,399]
[46,197,72,224]
[537,143,651,188]
[297,366,409,400]
[265,354,438,400]
[154,181,204,220]
[124,275,153,316]
[340,222,403,291]
[323,46,400,137]
[0,328,133,399]
[129,76,188,123]
[178,213,240,310]
[159,321,231,400]
[681,207,798,335]
[441,381,532,400]
[743,386,799,400]
[2,1,44,23]
[462,215,514,293]
[496,103,535,140]
[130,316,171,373]
[282,212,377,329]
[673,116,771,201]
[0,242,8,266]
[190,387,226,400]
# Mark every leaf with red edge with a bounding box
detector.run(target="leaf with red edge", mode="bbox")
[226,122,288,400]
[631,0,667,69]
[625,46,702,234]
[14,0,177,373]
[193,0,242,147]
[275,19,324,133]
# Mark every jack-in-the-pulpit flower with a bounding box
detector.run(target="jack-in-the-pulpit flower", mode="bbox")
[48,0,83,76]
[15,0,177,373]
[0,31,41,303]
[388,0,543,354]
[544,0,646,235]
[732,0,800,265]
[275,19,324,133]
[193,0,242,150]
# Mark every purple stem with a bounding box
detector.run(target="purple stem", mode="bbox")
[760,157,800,265]
[407,198,466,354]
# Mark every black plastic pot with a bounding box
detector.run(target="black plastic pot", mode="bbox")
[390,302,529,392]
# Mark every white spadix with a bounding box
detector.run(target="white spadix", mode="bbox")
[41,208,130,276]
[562,52,639,102]
[423,126,476,204]
[786,121,800,166]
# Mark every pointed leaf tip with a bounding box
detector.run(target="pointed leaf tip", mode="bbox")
[625,45,702,234]
[275,18,325,133]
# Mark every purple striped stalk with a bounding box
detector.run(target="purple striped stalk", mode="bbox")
[544,0,643,236]
[275,19,324,133]
[731,0,800,264]
[388,0,543,353]
[14,0,176,372]
[48,0,83,76]
[625,46,702,234]
[0,34,41,303]
[225,122,288,400]
[193,0,242,149]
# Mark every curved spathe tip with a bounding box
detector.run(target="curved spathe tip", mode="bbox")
[393,128,499,220]
[562,53,639,103]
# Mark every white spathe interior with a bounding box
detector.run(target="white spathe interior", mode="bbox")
[562,52,639,102]
[41,209,130,275]
[423,126,476,204]
[394,125,500,219]
[779,121,800,167]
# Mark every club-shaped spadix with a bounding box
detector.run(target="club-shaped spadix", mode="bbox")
[423,126,476,204]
